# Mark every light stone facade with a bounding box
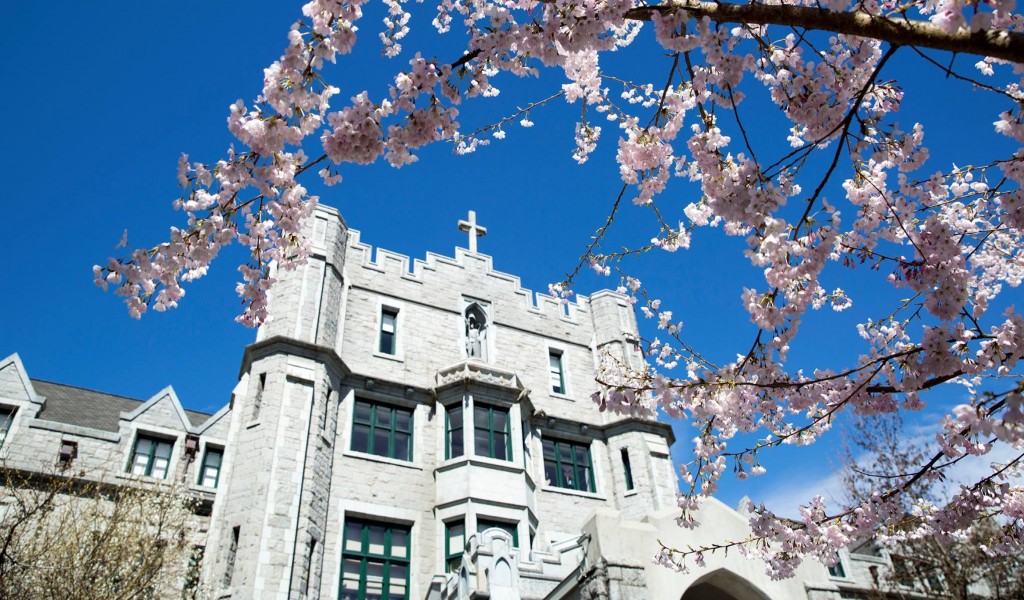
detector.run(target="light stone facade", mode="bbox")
[0,203,943,599]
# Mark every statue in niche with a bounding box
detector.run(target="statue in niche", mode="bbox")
[465,305,488,360]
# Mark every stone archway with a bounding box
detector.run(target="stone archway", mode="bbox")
[680,569,773,600]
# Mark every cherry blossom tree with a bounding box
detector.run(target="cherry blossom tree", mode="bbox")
[839,413,1024,598]
[0,464,201,600]
[95,0,1024,581]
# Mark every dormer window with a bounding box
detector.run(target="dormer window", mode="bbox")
[129,434,174,479]
[0,407,14,448]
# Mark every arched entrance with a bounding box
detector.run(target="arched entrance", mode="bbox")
[680,569,773,600]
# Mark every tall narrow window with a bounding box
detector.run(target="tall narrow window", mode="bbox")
[0,407,15,448]
[543,437,595,493]
[224,526,239,588]
[251,373,266,421]
[477,519,518,547]
[379,308,399,355]
[445,520,466,572]
[319,386,331,435]
[302,537,318,596]
[129,434,174,479]
[548,351,565,394]
[621,448,634,491]
[351,399,413,461]
[183,545,205,599]
[341,519,410,600]
[198,446,224,488]
[446,404,464,459]
[474,404,511,461]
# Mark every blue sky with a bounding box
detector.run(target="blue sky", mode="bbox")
[1,1,1020,515]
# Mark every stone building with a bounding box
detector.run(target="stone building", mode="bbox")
[0,204,951,599]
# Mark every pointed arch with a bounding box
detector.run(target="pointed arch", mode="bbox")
[681,568,774,600]
[464,302,489,360]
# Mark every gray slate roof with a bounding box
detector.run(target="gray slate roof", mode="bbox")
[31,380,212,433]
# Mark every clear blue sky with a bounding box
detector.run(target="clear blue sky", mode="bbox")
[1,1,1019,514]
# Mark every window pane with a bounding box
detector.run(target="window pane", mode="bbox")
[474,426,490,456]
[340,559,362,599]
[354,401,373,423]
[394,410,411,432]
[365,560,385,599]
[393,432,411,461]
[372,429,390,457]
[575,465,591,491]
[388,564,408,599]
[382,312,396,332]
[448,406,464,458]
[131,453,150,476]
[575,446,589,467]
[542,439,555,460]
[134,437,153,461]
[544,460,557,485]
[344,522,364,552]
[390,528,409,559]
[367,524,387,556]
[352,423,370,453]
[375,405,393,427]
[201,468,219,488]
[155,440,173,459]
[493,431,508,460]
[379,332,394,354]
[152,456,170,479]
[207,450,223,468]
[447,523,465,555]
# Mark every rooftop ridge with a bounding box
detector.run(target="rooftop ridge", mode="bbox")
[32,378,214,418]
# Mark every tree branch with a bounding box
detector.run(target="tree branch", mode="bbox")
[624,2,1024,64]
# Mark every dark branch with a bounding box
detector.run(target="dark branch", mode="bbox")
[624,2,1024,64]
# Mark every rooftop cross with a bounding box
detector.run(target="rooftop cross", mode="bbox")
[458,210,488,253]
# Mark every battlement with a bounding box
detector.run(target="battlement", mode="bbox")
[345,227,628,322]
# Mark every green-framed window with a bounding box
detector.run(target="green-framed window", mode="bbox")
[0,407,15,448]
[341,519,410,600]
[445,520,465,573]
[548,351,565,394]
[128,434,174,479]
[352,399,413,461]
[183,545,205,599]
[620,448,634,491]
[543,437,595,492]
[827,553,846,578]
[445,404,464,459]
[379,308,399,355]
[478,518,518,548]
[473,404,511,461]
[198,446,223,488]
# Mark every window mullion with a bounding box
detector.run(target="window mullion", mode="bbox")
[505,413,512,460]
[146,440,157,476]
[367,405,377,455]
[553,441,563,487]
[388,407,396,459]
[382,527,392,598]
[487,407,495,457]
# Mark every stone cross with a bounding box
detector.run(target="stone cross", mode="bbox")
[458,210,488,253]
